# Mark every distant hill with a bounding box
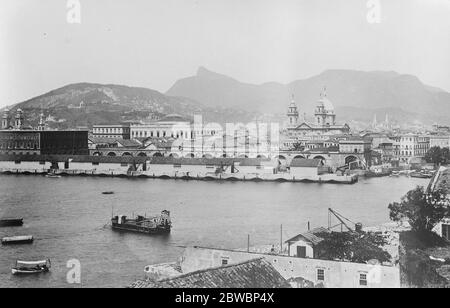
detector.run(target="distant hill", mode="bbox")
[6,83,255,129]
[167,67,450,124]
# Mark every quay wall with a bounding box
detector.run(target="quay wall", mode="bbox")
[180,247,400,288]
[0,156,358,184]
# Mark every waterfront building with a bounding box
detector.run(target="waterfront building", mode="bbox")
[0,130,89,155]
[391,134,430,163]
[429,134,450,149]
[130,114,197,140]
[286,90,350,138]
[92,124,131,139]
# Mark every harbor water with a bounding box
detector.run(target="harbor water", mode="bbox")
[0,175,429,287]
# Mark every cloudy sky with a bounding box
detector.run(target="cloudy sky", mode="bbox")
[0,0,449,107]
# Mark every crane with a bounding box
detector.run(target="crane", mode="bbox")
[327,208,360,233]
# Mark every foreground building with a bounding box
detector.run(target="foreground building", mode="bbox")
[134,246,400,288]
[131,258,290,288]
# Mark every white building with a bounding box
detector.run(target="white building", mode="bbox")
[285,227,329,258]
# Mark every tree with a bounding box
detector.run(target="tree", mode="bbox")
[315,231,391,263]
[424,146,450,166]
[388,186,449,232]
[290,142,304,151]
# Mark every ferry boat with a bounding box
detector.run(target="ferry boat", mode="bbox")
[111,210,171,235]
[12,259,51,275]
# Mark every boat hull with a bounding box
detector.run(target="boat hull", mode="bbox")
[111,223,171,235]
[0,219,24,227]
[12,268,49,275]
[1,236,34,245]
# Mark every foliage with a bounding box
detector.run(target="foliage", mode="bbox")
[425,146,450,166]
[290,142,304,151]
[315,231,391,263]
[388,186,449,232]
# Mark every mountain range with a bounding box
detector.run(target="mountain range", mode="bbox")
[4,67,450,129]
[167,67,450,125]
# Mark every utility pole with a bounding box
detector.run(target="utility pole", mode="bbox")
[247,234,250,252]
[280,224,283,253]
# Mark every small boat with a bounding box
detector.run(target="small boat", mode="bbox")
[1,235,34,245]
[12,259,51,275]
[102,191,115,195]
[0,218,23,227]
[410,171,433,179]
[46,174,61,178]
[111,210,171,235]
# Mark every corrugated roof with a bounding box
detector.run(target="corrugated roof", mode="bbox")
[285,227,330,246]
[129,258,290,288]
[290,158,322,168]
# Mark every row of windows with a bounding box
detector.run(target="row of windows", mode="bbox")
[94,128,128,134]
[0,142,39,149]
[316,268,367,286]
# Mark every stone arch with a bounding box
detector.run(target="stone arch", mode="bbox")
[137,152,147,157]
[107,152,117,157]
[238,154,248,158]
[294,155,305,159]
[185,153,195,158]
[122,152,132,157]
[313,155,326,162]
[153,152,163,157]
[92,151,102,156]
[202,154,213,159]
[256,155,267,159]
[345,155,358,165]
[168,153,179,158]
[276,155,286,160]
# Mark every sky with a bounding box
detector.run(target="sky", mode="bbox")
[0,0,449,107]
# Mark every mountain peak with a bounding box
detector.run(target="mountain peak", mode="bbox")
[196,66,235,81]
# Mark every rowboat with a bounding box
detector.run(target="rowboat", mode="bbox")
[12,259,51,275]
[46,174,61,178]
[1,235,34,245]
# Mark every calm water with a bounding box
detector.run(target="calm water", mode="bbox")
[0,174,428,288]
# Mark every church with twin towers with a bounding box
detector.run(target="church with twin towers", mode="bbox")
[286,88,350,137]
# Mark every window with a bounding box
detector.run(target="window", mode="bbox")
[14,160,21,164]
[317,269,325,281]
[359,273,368,286]
[221,257,229,266]
[173,164,181,168]
[92,162,99,166]
[39,161,45,165]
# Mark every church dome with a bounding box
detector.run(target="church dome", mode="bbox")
[318,97,334,112]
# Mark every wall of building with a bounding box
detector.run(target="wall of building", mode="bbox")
[180,247,400,288]
[290,167,318,178]
[287,239,315,258]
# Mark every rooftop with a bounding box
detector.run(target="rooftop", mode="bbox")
[129,258,290,288]
[285,227,330,246]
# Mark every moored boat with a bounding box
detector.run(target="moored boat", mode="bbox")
[1,235,34,245]
[11,259,51,275]
[111,210,171,235]
[0,218,23,227]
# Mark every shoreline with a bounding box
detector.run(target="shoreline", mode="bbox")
[0,168,358,184]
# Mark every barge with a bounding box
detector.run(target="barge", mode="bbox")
[0,218,23,227]
[1,235,34,245]
[111,210,171,234]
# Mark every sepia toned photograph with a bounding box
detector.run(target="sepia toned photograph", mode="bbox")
[0,0,450,295]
